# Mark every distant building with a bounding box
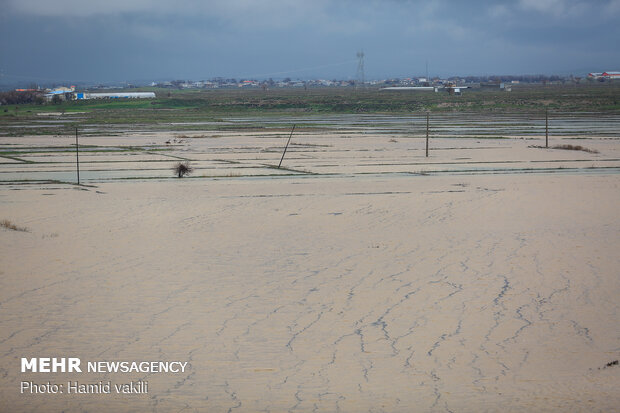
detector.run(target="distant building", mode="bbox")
[479,82,505,90]
[381,86,438,92]
[43,86,75,101]
[602,71,620,79]
[49,86,75,94]
[74,92,156,100]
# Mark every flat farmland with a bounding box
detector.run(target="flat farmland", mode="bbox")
[1,95,619,412]
[1,112,619,184]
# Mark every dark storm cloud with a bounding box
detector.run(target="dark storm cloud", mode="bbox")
[1,0,619,83]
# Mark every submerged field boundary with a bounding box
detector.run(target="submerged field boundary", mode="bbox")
[2,166,620,189]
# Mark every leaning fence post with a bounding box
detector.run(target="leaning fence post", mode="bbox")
[278,124,296,168]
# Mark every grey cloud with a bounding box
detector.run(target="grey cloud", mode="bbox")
[1,0,619,83]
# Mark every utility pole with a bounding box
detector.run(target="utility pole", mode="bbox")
[545,109,549,148]
[356,51,365,89]
[75,127,80,184]
[278,124,296,168]
[426,112,430,157]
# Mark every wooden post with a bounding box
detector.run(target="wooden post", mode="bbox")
[75,127,80,185]
[278,124,296,168]
[545,109,549,148]
[425,112,430,157]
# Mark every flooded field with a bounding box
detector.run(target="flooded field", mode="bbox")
[1,112,619,412]
[1,113,619,184]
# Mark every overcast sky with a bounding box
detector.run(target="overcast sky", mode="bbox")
[1,0,619,84]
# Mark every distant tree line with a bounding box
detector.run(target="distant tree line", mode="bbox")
[0,91,45,105]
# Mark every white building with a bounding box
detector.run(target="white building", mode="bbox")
[74,92,156,100]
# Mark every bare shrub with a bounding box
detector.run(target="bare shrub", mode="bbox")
[1,219,29,232]
[552,144,598,153]
[529,144,599,153]
[173,161,193,178]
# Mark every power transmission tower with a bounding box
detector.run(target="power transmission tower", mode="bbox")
[356,51,365,88]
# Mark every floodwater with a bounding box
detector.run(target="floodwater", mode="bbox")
[1,113,619,413]
[1,113,619,184]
